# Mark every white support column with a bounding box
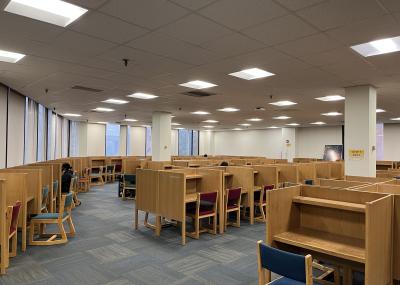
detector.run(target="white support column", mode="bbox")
[152,111,171,161]
[281,128,297,162]
[344,85,376,177]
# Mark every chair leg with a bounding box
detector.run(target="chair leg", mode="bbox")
[195,217,200,239]
[67,217,76,237]
[224,208,228,231]
[236,209,241,228]
[10,234,17,257]
[213,215,217,235]
[259,204,265,222]
[58,222,68,242]
[29,222,35,245]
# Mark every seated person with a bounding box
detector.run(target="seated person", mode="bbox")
[61,163,81,206]
[220,161,229,166]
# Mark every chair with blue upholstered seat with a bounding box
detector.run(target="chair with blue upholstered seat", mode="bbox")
[6,201,22,258]
[257,240,313,285]
[122,174,136,200]
[29,193,76,246]
[105,164,116,183]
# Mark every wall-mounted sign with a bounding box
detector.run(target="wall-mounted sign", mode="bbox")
[349,149,365,160]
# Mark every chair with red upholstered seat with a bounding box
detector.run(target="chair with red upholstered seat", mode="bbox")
[254,185,274,222]
[224,187,242,230]
[6,201,22,257]
[186,192,218,239]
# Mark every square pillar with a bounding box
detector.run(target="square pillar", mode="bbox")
[152,112,171,161]
[344,85,376,177]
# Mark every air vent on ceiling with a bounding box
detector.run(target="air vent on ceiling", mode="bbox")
[182,90,215,98]
[71,85,103,93]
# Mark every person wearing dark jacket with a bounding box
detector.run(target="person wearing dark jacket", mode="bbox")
[61,163,81,206]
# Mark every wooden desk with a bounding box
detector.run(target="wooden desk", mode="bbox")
[224,172,233,177]
[186,174,202,180]
[185,193,197,203]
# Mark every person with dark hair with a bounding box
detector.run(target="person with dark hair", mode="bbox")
[220,161,229,166]
[61,163,81,206]
[203,154,208,158]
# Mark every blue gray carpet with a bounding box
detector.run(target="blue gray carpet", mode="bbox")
[1,183,265,285]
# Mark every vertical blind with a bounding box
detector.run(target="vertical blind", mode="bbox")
[24,98,38,164]
[7,90,25,167]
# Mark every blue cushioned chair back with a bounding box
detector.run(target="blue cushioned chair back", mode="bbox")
[64,193,74,209]
[42,185,49,199]
[259,243,306,282]
[53,180,59,195]
[124,174,136,184]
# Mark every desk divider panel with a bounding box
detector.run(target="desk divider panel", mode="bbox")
[172,160,190,167]
[136,169,159,214]
[275,164,298,185]
[296,163,316,183]
[330,162,344,179]
[31,162,62,207]
[318,178,371,189]
[123,159,143,174]
[146,161,173,170]
[315,162,331,179]
[346,175,392,183]
[158,171,185,222]
[253,165,279,188]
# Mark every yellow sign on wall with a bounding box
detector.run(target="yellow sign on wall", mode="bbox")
[349,149,365,160]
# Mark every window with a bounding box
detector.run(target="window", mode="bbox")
[24,97,38,164]
[37,104,46,161]
[178,129,199,156]
[145,126,152,156]
[70,121,78,156]
[47,111,56,160]
[106,123,120,156]
[376,123,384,160]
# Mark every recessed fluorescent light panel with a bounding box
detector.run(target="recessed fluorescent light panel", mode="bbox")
[269,101,297,107]
[203,125,214,128]
[273,116,291,120]
[96,122,107,124]
[232,128,243,131]
[124,118,137,122]
[391,118,400,121]
[286,123,300,126]
[191,111,210,115]
[179,80,217,89]
[217,107,239,112]
[171,123,181,126]
[229,68,275,80]
[322,112,342,116]
[315,95,345,102]
[93,107,114,112]
[203,120,218,123]
[311,122,326,125]
[247,118,263,122]
[239,123,251,127]
[268,126,279,129]
[351,36,400,57]
[63,113,81,117]
[376,109,386,113]
[0,49,25,63]
[102,99,129,105]
[4,0,88,27]
[127,92,158,100]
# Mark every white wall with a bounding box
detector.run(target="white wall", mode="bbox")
[0,85,7,168]
[7,90,25,167]
[199,130,214,155]
[384,124,400,160]
[87,123,105,156]
[297,126,342,159]
[128,126,146,156]
[213,129,283,158]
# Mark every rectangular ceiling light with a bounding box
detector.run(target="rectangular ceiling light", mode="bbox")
[124,118,137,122]
[315,95,345,102]
[273,116,291,120]
[127,92,158,100]
[269,100,297,107]
[191,111,210,115]
[93,107,114,112]
[0,49,25,63]
[322,112,342,116]
[203,125,214,128]
[268,126,279,129]
[229,68,275,80]
[171,123,181,126]
[286,123,300,126]
[311,121,326,125]
[102,98,129,104]
[247,118,263,122]
[232,128,243,131]
[179,80,217,89]
[4,0,88,27]
[351,36,400,57]
[203,120,218,123]
[391,118,400,121]
[239,123,251,126]
[376,109,386,113]
[63,113,81,117]
[217,107,239,112]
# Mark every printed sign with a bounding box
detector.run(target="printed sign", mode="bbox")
[349,149,365,160]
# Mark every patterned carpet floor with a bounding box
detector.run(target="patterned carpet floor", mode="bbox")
[1,183,266,285]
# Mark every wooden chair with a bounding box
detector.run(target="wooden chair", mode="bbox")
[122,174,136,200]
[6,201,22,258]
[90,167,104,185]
[224,187,241,230]
[100,166,107,184]
[186,192,218,239]
[41,185,50,213]
[257,241,339,285]
[52,180,59,212]
[78,168,90,192]
[69,176,81,207]
[254,185,274,222]
[105,165,116,183]
[29,193,76,246]
[257,240,313,285]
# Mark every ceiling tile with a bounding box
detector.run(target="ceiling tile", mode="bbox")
[169,0,216,10]
[157,14,232,45]
[300,47,361,67]
[243,14,318,45]
[100,0,189,29]
[274,0,326,11]
[69,11,149,44]
[379,0,400,13]
[275,33,340,58]
[297,0,388,31]
[128,32,219,65]
[199,0,288,30]
[67,0,109,9]
[201,33,265,58]
[326,15,400,45]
